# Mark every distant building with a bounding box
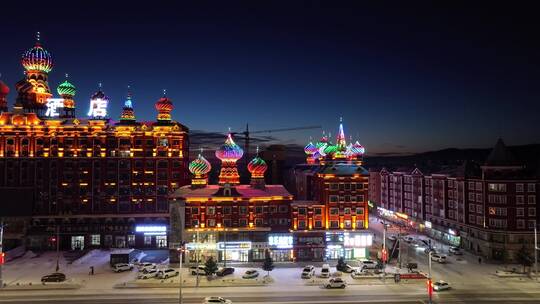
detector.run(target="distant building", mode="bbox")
[289,120,372,261]
[372,139,539,261]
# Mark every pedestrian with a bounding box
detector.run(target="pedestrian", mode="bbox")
[90,266,94,275]
[478,257,482,264]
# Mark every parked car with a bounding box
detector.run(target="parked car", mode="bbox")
[216,267,235,277]
[388,235,398,241]
[431,253,447,263]
[202,296,233,304]
[242,269,260,279]
[112,263,133,273]
[403,236,414,243]
[351,270,372,279]
[190,265,207,275]
[433,280,451,291]
[359,260,380,270]
[301,265,315,279]
[138,269,158,279]
[41,273,66,283]
[324,278,346,289]
[137,262,157,272]
[158,268,179,279]
[336,263,354,273]
[449,246,463,255]
[320,264,331,278]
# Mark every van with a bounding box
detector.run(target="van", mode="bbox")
[320,264,330,278]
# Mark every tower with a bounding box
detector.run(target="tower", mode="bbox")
[155,90,173,123]
[215,133,243,185]
[188,151,212,188]
[57,75,76,118]
[120,87,136,123]
[19,32,54,115]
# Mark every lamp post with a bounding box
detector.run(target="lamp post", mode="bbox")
[178,245,183,304]
[382,219,387,282]
[427,250,433,304]
[0,218,4,289]
[195,225,200,288]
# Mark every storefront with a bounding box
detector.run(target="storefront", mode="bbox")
[218,241,251,262]
[424,223,461,247]
[267,234,294,262]
[294,232,325,262]
[325,232,373,260]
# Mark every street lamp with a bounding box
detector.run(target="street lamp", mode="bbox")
[195,225,200,288]
[178,245,184,304]
[427,250,433,304]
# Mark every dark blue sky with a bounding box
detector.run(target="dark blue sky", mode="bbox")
[1,1,539,155]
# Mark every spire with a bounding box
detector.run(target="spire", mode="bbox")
[336,117,347,148]
[120,85,136,122]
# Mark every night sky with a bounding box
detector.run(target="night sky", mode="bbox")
[1,1,539,155]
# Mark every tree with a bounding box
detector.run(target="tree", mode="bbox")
[204,257,218,276]
[262,251,275,277]
[516,246,533,273]
[336,257,346,271]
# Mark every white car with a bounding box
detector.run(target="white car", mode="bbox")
[403,236,414,243]
[320,264,331,278]
[388,235,398,241]
[112,263,133,272]
[301,265,315,279]
[202,296,233,304]
[158,268,179,279]
[138,269,158,279]
[359,260,379,270]
[242,269,259,279]
[324,278,346,289]
[190,265,206,275]
[137,262,157,272]
[449,246,463,255]
[431,254,447,263]
[433,280,451,291]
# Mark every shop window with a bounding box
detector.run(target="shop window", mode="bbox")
[144,235,152,246]
[91,234,101,246]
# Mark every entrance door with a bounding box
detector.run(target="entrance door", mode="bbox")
[115,236,126,248]
[156,235,167,248]
[71,236,85,250]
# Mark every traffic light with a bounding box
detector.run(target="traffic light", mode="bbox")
[0,252,5,265]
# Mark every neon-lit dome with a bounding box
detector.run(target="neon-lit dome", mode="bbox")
[0,80,9,95]
[57,80,76,97]
[189,154,212,176]
[352,141,365,155]
[21,39,53,73]
[248,156,267,177]
[215,133,244,161]
[304,141,317,155]
[323,144,338,155]
[155,94,174,121]
[91,89,109,101]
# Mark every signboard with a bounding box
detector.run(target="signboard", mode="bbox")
[88,98,108,118]
[217,242,251,251]
[135,225,167,235]
[45,98,64,117]
[344,234,373,248]
[268,235,293,249]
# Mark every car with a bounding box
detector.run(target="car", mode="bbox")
[336,264,354,273]
[403,236,414,243]
[388,235,398,241]
[351,270,371,279]
[425,247,436,254]
[301,265,315,279]
[216,267,235,277]
[158,268,179,279]
[138,268,158,279]
[137,262,157,272]
[449,246,463,255]
[320,264,331,278]
[242,269,260,279]
[202,296,233,304]
[112,263,133,272]
[41,273,66,283]
[359,260,380,270]
[190,265,207,275]
[324,278,346,289]
[433,280,451,291]
[431,253,447,263]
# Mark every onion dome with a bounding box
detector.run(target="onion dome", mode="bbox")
[91,89,109,101]
[304,141,317,155]
[216,133,244,161]
[0,80,9,95]
[21,33,53,73]
[155,91,174,121]
[57,79,76,97]
[352,141,365,155]
[189,154,212,176]
[323,144,338,155]
[248,156,267,177]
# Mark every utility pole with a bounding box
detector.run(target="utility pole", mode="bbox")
[427,251,433,304]
[382,219,386,282]
[196,226,200,288]
[178,245,183,304]
[55,225,60,272]
[0,218,4,289]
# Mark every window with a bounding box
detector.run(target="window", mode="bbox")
[240,206,248,215]
[517,208,524,217]
[344,220,352,228]
[356,208,364,215]
[269,206,277,213]
[128,235,135,247]
[489,218,507,228]
[528,196,536,204]
[239,219,248,226]
[528,208,536,216]
[468,193,475,201]
[528,184,536,193]
[469,215,475,224]
[476,182,482,191]
[255,206,263,214]
[488,183,506,192]
[517,220,525,229]
[314,208,322,215]
[517,195,525,204]
[477,216,483,226]
[344,195,351,202]
[255,218,264,226]
[207,207,215,215]
[330,221,339,228]
[314,220,322,228]
[191,207,199,214]
[528,220,536,229]
[357,195,364,202]
[192,219,199,227]
[356,220,364,228]
[279,205,288,213]
[476,205,483,214]
[330,183,338,190]
[298,208,307,215]
[345,183,351,190]
[476,194,482,202]
[344,208,351,215]
[91,234,100,246]
[330,208,339,215]
[298,220,306,229]
[329,195,338,203]
[207,219,215,227]
[488,195,507,204]
[223,207,231,214]
[144,235,152,246]
[516,184,524,193]
[223,219,232,227]
[468,182,475,189]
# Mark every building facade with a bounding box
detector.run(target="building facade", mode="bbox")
[0,35,189,251]
[372,139,540,261]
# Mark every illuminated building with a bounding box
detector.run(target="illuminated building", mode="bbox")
[290,119,371,261]
[0,35,189,250]
[169,134,294,263]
